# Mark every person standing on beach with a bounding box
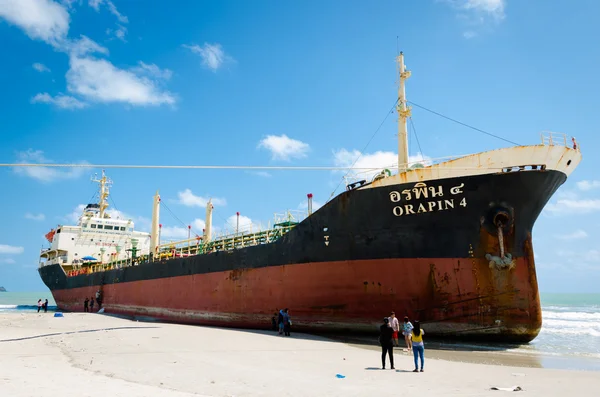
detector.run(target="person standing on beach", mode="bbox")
[282,308,292,336]
[90,297,95,312]
[271,312,278,331]
[96,290,102,308]
[403,316,414,351]
[278,309,284,335]
[389,312,400,347]
[411,320,425,372]
[37,299,42,313]
[43,299,48,313]
[379,317,394,369]
[84,297,89,312]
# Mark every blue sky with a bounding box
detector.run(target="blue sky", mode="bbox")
[0,0,599,293]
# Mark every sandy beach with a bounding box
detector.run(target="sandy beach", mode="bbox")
[1,313,599,397]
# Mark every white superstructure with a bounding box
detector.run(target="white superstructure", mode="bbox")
[39,171,151,268]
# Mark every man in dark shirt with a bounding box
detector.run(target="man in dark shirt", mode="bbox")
[271,312,278,331]
[379,317,394,369]
[84,298,89,312]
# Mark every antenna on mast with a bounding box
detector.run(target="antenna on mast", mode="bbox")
[91,170,113,218]
[396,51,411,173]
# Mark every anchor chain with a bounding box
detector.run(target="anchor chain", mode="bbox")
[485,215,516,270]
[497,222,505,259]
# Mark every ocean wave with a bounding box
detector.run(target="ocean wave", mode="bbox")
[543,305,600,313]
[543,311,600,321]
[543,318,600,330]
[0,304,57,311]
[541,327,600,338]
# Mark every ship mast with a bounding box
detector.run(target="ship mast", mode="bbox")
[204,199,213,243]
[92,170,112,218]
[150,191,160,257]
[396,52,411,173]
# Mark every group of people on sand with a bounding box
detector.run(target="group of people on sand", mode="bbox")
[36,299,49,313]
[83,291,103,312]
[379,311,425,372]
[272,308,292,336]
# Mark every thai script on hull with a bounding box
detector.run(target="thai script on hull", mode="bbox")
[389,182,466,216]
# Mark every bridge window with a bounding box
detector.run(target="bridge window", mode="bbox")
[105,225,113,230]
[91,224,97,229]
[97,225,103,229]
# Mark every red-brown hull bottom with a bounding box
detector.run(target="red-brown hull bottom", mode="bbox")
[50,257,541,343]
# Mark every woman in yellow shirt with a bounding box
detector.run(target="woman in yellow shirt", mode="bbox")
[411,320,425,372]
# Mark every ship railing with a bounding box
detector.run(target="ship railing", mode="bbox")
[65,214,303,276]
[540,130,579,151]
[154,224,297,260]
[273,209,308,225]
[342,154,473,185]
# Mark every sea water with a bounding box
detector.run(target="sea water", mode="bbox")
[1,291,599,368]
[0,291,57,312]
[532,293,600,358]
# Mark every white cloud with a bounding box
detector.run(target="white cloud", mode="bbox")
[91,0,128,41]
[88,0,127,23]
[461,0,505,18]
[556,189,579,200]
[183,43,233,72]
[159,218,205,240]
[104,0,127,24]
[298,199,323,213]
[0,0,70,46]
[160,226,189,240]
[192,218,206,232]
[258,134,310,161]
[225,214,259,234]
[176,189,226,208]
[67,35,109,57]
[545,199,600,215]
[554,230,588,240]
[64,205,151,231]
[441,0,506,38]
[1,1,177,110]
[132,62,173,81]
[25,212,46,221]
[332,149,432,180]
[33,62,50,72]
[88,0,101,10]
[66,56,176,106]
[60,0,78,8]
[0,244,24,254]
[13,149,87,183]
[65,204,85,223]
[0,258,16,264]
[443,0,505,19]
[113,25,127,41]
[31,92,87,109]
[577,180,600,191]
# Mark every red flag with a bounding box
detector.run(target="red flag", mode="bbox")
[45,229,56,243]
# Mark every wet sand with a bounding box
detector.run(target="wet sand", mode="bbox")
[328,334,600,371]
[1,313,599,396]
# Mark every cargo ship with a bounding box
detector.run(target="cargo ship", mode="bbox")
[38,53,581,342]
